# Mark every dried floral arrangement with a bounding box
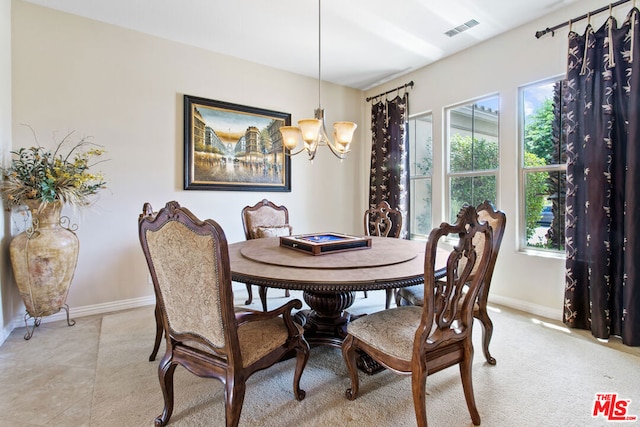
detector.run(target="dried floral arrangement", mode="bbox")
[1,129,107,210]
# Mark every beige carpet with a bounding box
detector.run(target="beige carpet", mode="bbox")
[89,297,640,426]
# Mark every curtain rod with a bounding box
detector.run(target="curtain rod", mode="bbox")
[535,0,632,38]
[366,81,414,102]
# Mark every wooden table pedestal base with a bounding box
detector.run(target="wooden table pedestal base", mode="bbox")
[293,289,384,374]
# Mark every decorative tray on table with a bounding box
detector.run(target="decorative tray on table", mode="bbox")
[279,233,372,256]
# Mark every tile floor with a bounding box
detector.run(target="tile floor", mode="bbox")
[0,310,102,426]
[0,282,363,427]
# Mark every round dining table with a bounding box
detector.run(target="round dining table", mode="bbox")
[228,235,446,351]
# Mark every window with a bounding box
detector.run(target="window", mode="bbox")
[519,78,566,252]
[408,113,433,239]
[446,96,499,222]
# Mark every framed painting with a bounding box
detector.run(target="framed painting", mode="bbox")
[184,95,291,192]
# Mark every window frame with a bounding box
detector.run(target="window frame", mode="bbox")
[407,110,433,241]
[444,94,500,223]
[518,75,566,256]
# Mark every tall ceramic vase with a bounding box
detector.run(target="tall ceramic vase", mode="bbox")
[9,200,78,339]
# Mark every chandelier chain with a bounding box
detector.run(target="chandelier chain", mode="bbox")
[318,0,322,109]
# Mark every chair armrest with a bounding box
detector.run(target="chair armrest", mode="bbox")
[235,299,303,335]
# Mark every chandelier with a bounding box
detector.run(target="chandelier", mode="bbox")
[279,0,357,162]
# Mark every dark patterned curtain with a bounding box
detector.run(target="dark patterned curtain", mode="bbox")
[564,9,640,346]
[369,94,409,239]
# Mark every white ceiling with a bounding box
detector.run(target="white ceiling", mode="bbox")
[23,0,578,90]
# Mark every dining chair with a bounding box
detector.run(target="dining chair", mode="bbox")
[139,201,309,427]
[139,203,164,362]
[342,204,493,427]
[363,200,403,308]
[241,199,292,311]
[396,200,506,365]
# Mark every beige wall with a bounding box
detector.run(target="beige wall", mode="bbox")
[5,0,364,333]
[364,0,619,318]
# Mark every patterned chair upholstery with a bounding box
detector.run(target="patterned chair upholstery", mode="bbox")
[396,200,506,365]
[241,199,293,311]
[342,205,493,427]
[139,201,309,427]
[363,201,403,308]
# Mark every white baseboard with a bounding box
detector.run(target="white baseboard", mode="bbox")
[9,295,156,331]
[489,294,562,321]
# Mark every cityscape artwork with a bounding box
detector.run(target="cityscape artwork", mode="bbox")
[184,95,291,192]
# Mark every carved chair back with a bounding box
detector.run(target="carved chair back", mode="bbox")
[240,199,292,309]
[475,200,506,308]
[241,199,291,240]
[363,200,403,306]
[421,205,494,349]
[139,201,239,362]
[364,201,402,238]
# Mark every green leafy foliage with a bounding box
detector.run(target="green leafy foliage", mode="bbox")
[1,131,108,208]
[524,98,555,165]
[449,134,498,172]
[449,134,498,219]
[523,153,548,239]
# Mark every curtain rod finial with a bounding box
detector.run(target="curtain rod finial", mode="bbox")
[535,27,553,39]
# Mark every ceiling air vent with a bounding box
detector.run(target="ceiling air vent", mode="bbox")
[444,19,479,37]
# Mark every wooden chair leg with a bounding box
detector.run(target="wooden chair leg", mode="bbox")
[225,378,246,427]
[149,304,162,362]
[460,343,481,425]
[155,359,177,427]
[247,284,286,310]
[475,309,496,365]
[384,288,395,309]
[342,335,360,400]
[395,290,405,307]
[293,342,310,401]
[259,286,269,312]
[411,365,428,427]
[244,283,253,305]
[149,303,163,361]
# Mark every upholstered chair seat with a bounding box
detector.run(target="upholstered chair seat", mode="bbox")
[346,306,422,361]
[236,317,304,367]
[180,315,304,369]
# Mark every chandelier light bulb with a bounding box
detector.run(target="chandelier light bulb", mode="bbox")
[279,126,302,151]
